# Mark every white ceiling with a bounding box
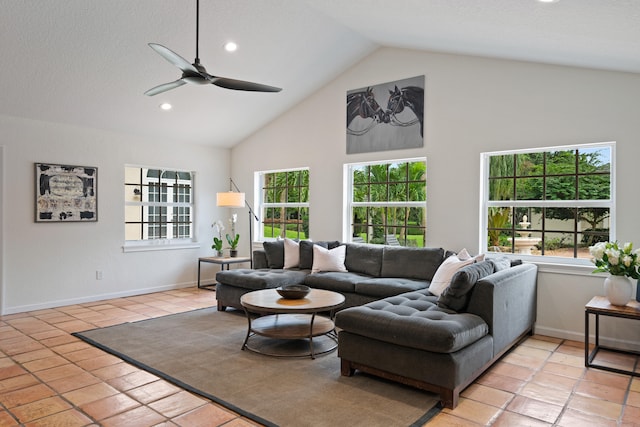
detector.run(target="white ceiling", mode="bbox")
[2,0,639,148]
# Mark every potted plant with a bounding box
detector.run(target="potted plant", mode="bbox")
[211,220,225,257]
[226,214,240,257]
[589,241,640,305]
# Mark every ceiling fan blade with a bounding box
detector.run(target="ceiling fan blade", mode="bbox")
[148,43,199,74]
[211,77,282,92]
[144,79,186,96]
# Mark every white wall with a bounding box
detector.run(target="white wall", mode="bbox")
[232,47,640,349]
[0,114,231,314]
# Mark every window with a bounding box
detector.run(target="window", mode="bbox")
[345,158,426,246]
[481,142,614,261]
[125,167,194,242]
[257,168,309,240]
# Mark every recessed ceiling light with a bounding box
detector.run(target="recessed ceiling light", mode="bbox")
[224,41,238,52]
[159,103,172,111]
[537,0,559,3]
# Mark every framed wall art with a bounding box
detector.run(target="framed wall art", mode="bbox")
[346,75,424,154]
[35,163,98,222]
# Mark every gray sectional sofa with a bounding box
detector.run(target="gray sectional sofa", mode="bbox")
[216,240,449,311]
[215,240,538,409]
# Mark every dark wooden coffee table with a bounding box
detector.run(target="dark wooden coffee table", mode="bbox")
[240,288,345,359]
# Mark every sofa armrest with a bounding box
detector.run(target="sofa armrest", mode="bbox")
[466,263,538,356]
[253,249,268,269]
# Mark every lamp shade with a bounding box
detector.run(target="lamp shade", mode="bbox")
[217,191,245,208]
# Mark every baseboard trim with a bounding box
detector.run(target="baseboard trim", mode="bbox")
[535,325,640,352]
[2,282,196,315]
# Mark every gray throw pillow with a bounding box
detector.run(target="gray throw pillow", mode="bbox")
[438,260,495,312]
[263,240,284,269]
[489,256,511,272]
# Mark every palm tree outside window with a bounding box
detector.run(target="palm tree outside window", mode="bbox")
[346,158,426,246]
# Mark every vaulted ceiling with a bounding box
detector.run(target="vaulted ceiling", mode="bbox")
[2,1,639,147]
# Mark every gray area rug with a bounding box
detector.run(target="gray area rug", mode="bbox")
[74,308,440,427]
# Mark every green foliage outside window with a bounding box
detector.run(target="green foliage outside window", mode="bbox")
[351,160,426,246]
[261,169,309,239]
[486,145,612,258]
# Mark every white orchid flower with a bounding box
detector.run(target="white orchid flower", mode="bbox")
[212,220,225,234]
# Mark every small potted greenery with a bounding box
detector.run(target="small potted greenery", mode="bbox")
[226,214,240,257]
[211,220,225,257]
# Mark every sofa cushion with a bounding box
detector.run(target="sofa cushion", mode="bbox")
[335,291,489,353]
[312,245,347,273]
[299,241,326,269]
[216,268,307,290]
[354,277,430,298]
[380,247,445,281]
[298,241,341,269]
[304,271,371,293]
[457,248,485,262]
[345,244,384,277]
[437,261,495,312]
[283,238,300,269]
[263,240,285,269]
[428,255,475,297]
[488,256,511,272]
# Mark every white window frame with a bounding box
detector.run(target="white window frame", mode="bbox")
[343,157,427,245]
[479,141,615,266]
[255,167,310,242]
[123,166,198,252]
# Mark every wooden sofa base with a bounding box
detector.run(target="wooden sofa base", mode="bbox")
[341,359,457,408]
[340,328,533,409]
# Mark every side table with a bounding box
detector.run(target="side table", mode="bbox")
[197,256,251,290]
[584,295,640,377]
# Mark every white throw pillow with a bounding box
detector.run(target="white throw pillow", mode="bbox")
[311,245,347,273]
[457,248,485,262]
[457,248,471,260]
[283,238,300,269]
[428,255,475,297]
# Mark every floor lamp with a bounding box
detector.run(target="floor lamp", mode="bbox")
[216,178,258,268]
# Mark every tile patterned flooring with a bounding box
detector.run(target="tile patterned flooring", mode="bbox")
[0,287,638,426]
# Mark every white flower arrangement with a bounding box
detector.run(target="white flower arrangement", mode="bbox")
[589,241,640,279]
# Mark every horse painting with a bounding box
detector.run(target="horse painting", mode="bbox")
[386,85,424,137]
[346,76,424,154]
[346,87,386,136]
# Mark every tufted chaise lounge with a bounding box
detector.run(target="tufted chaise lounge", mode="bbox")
[335,262,538,409]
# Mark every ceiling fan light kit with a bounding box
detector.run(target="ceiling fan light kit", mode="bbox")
[145,0,281,96]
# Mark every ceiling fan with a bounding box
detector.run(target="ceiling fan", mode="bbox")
[144,0,281,96]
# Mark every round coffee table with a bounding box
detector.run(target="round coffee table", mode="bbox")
[240,288,345,359]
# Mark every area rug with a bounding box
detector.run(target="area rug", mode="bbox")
[73,308,441,427]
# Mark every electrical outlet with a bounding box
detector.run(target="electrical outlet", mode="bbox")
[96,270,103,280]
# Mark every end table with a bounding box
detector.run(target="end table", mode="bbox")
[197,256,251,290]
[584,295,640,377]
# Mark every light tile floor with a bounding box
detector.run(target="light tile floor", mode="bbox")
[0,287,638,426]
